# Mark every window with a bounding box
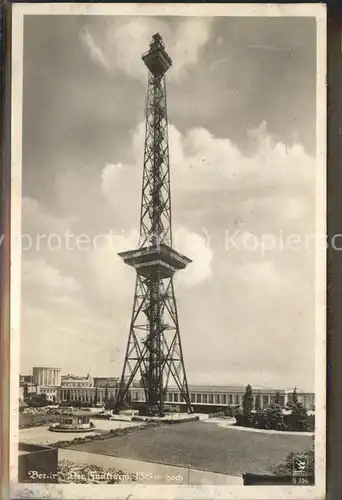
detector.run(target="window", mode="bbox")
[196,394,201,403]
[263,395,269,407]
[203,393,208,403]
[229,394,233,404]
[279,396,285,407]
[174,393,178,402]
[235,395,239,404]
[223,394,227,404]
[209,393,214,404]
[190,393,195,403]
[215,394,220,404]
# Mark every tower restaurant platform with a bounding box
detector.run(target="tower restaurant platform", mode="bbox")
[118,243,192,279]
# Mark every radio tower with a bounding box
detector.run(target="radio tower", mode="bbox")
[114,34,192,416]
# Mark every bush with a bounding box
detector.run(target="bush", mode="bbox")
[264,404,287,431]
[234,397,314,433]
[234,409,253,427]
[252,410,267,429]
[307,413,315,432]
[285,402,310,431]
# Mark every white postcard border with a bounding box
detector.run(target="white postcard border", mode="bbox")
[9,3,327,499]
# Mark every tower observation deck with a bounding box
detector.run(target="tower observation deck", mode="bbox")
[114,34,193,416]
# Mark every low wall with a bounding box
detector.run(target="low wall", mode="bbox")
[18,443,58,483]
[49,426,97,433]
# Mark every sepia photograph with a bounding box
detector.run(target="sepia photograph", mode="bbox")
[10,3,326,499]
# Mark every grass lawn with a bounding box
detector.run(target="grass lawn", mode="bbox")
[69,421,314,476]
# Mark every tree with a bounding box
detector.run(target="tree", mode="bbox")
[264,402,286,430]
[292,387,299,406]
[253,408,266,429]
[243,385,253,414]
[107,395,116,410]
[282,387,309,431]
[275,391,281,406]
[26,393,49,408]
[288,401,309,431]
[242,385,253,426]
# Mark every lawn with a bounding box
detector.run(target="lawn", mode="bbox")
[69,420,314,476]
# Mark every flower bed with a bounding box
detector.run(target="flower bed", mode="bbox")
[53,421,160,448]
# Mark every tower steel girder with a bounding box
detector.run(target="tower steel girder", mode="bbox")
[114,34,192,416]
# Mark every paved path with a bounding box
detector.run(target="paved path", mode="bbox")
[19,420,140,446]
[59,449,243,486]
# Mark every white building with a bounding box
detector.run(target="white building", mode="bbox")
[32,367,61,387]
[57,383,315,410]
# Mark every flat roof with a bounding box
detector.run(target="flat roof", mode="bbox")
[141,385,314,394]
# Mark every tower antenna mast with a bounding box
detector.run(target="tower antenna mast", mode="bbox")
[114,33,192,416]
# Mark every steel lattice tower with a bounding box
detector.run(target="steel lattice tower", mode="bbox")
[114,34,192,416]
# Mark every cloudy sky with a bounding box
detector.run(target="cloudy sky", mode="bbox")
[20,14,318,391]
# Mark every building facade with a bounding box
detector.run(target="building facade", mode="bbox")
[57,384,315,411]
[61,373,93,388]
[93,377,119,388]
[32,367,61,387]
[130,385,315,410]
[39,387,59,402]
[22,368,315,411]
[59,386,117,404]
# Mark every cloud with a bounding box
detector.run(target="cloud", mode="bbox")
[99,119,316,298]
[174,227,213,286]
[101,163,125,199]
[22,258,81,298]
[176,122,314,191]
[101,119,315,223]
[88,229,139,300]
[83,17,213,82]
[22,197,76,237]
[79,27,109,71]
